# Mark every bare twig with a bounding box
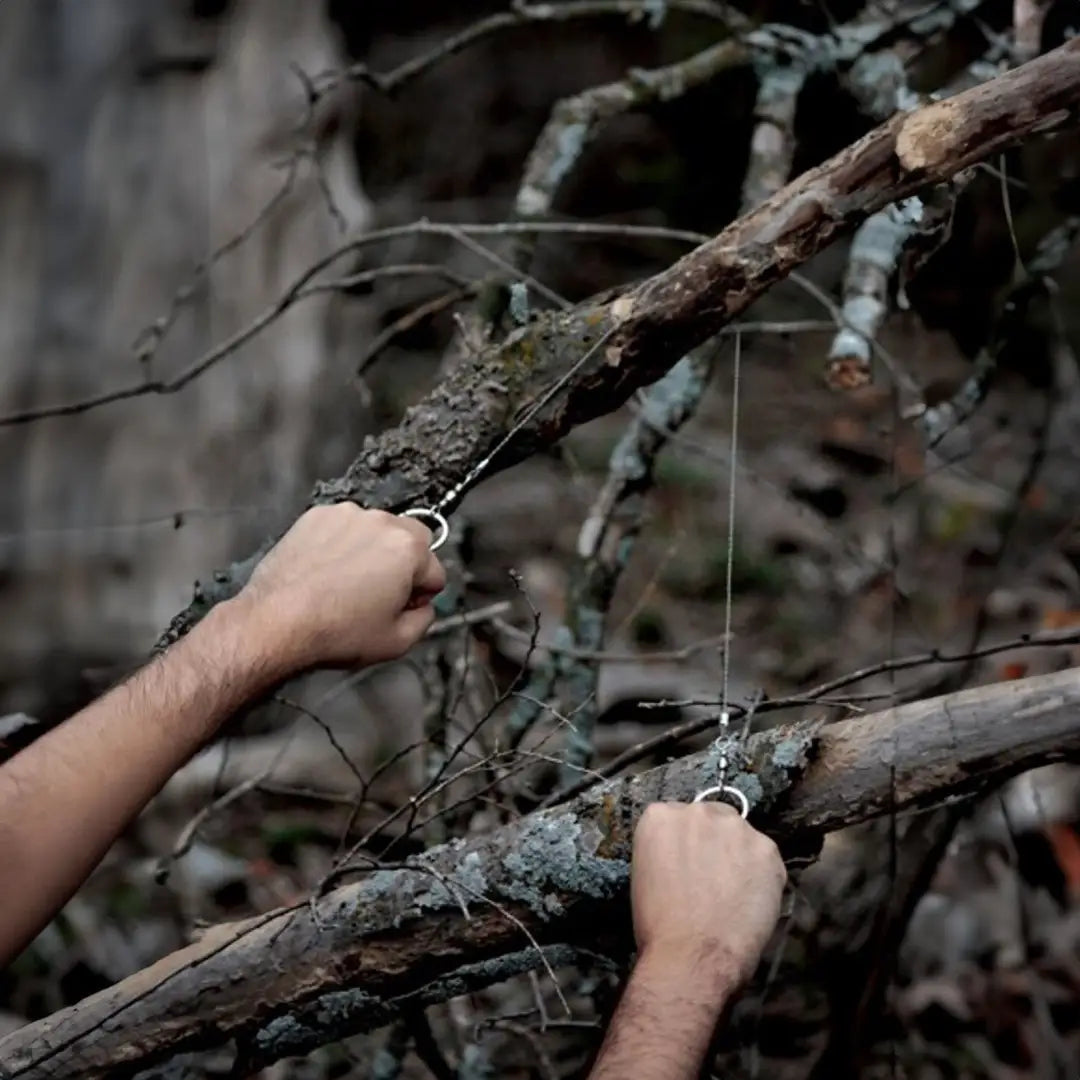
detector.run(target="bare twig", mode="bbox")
[0,221,703,429]
[357,285,481,378]
[493,619,729,664]
[914,213,1080,447]
[429,601,514,636]
[309,1,749,99]
[130,155,303,376]
[556,625,1080,800]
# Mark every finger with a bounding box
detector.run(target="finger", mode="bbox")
[414,551,447,595]
[405,586,442,610]
[395,513,436,549]
[697,801,741,820]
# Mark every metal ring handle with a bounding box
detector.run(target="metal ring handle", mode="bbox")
[693,784,750,819]
[401,507,450,552]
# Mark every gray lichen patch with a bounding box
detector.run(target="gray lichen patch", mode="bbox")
[498,812,629,918]
[253,987,390,1063]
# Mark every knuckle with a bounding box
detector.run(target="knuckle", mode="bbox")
[367,508,397,528]
[388,515,433,554]
[386,522,418,551]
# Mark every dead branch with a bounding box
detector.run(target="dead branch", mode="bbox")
[155,39,1080,650]
[915,213,1080,447]
[4,665,1080,1078]
[555,350,715,788]
[825,196,931,389]
[1013,0,1055,63]
[740,64,806,213]
[0,5,1006,431]
[826,36,1011,390]
[510,37,749,274]
[0,222,705,430]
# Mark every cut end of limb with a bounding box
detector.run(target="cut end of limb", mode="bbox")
[825,353,872,391]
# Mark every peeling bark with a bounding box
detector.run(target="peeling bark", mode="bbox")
[5,665,1080,1078]
[158,39,1080,650]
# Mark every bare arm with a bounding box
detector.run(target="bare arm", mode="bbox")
[0,505,445,966]
[588,803,787,1080]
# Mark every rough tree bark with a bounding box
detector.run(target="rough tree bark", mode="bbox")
[160,38,1080,648]
[3,665,1080,1078]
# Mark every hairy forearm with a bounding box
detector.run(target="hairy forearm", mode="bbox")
[0,596,285,965]
[588,947,739,1080]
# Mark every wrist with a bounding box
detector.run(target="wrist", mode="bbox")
[634,939,742,1010]
[192,594,297,691]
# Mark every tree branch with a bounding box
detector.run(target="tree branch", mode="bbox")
[157,40,1080,649]
[740,63,806,214]
[5,665,1080,1077]
[826,35,1011,390]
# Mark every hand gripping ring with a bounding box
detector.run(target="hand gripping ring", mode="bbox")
[693,784,750,819]
[401,507,450,552]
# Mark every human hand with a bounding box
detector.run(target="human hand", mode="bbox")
[631,802,786,989]
[235,504,447,673]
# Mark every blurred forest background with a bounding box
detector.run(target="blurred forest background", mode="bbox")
[2,0,1080,1077]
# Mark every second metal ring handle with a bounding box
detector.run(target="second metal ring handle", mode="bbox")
[401,507,450,552]
[693,784,750,819]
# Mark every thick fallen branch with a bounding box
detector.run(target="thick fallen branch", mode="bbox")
[159,39,1080,649]
[5,665,1080,1078]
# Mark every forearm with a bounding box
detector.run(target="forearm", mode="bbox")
[588,947,740,1080]
[0,596,285,965]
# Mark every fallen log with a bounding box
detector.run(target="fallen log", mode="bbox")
[159,38,1080,647]
[3,665,1080,1078]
